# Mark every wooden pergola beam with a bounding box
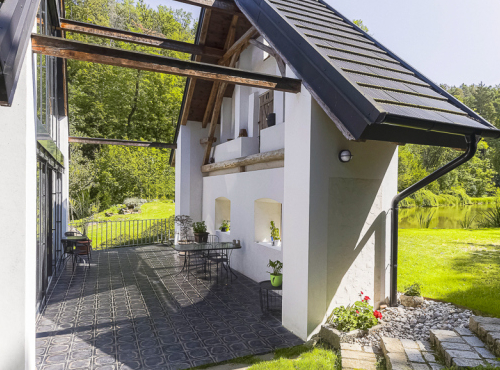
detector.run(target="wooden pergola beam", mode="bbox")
[31,34,302,93]
[201,148,284,172]
[58,18,225,58]
[69,137,177,149]
[173,0,241,14]
[218,26,257,65]
[249,38,286,76]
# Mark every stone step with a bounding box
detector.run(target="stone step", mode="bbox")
[469,315,500,358]
[430,328,500,368]
[340,343,380,370]
[380,337,442,370]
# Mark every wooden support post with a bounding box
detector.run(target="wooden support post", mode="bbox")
[31,34,302,92]
[58,18,224,57]
[68,137,177,148]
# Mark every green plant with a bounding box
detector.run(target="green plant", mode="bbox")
[327,292,381,332]
[399,197,416,209]
[411,189,439,207]
[459,212,477,229]
[270,221,280,241]
[417,211,435,228]
[192,221,207,233]
[124,197,147,209]
[70,191,100,235]
[267,260,283,276]
[219,220,230,231]
[175,215,193,241]
[404,283,422,297]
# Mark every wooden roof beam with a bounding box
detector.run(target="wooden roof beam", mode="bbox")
[249,38,286,76]
[58,18,225,58]
[31,35,302,93]
[173,0,241,14]
[69,137,177,149]
[218,26,258,65]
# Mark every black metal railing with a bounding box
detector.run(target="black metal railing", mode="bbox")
[70,218,174,250]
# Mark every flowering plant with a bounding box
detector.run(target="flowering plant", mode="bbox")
[327,291,382,332]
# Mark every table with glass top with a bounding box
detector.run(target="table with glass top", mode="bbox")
[173,241,241,282]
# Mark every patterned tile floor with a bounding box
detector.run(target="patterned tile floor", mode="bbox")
[36,245,302,370]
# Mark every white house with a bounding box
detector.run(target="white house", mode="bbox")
[172,0,499,340]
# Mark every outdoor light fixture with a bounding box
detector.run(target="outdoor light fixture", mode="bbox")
[339,150,353,163]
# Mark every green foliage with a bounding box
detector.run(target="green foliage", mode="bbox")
[417,211,435,228]
[403,283,422,297]
[459,212,477,229]
[247,348,338,370]
[270,221,280,240]
[174,215,193,241]
[192,221,207,233]
[69,191,100,235]
[411,189,439,207]
[219,220,230,231]
[327,294,380,332]
[124,197,147,208]
[353,19,369,33]
[66,0,195,209]
[267,260,283,276]
[436,194,459,206]
[446,187,472,205]
[478,202,500,228]
[399,197,416,209]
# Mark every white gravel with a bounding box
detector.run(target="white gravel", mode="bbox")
[339,298,473,348]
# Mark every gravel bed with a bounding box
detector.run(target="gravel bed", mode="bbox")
[339,297,473,348]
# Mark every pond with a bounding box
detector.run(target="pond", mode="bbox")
[399,204,495,229]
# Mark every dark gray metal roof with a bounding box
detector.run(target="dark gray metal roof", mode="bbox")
[235,0,500,148]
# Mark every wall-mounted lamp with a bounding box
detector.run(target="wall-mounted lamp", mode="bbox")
[339,150,353,163]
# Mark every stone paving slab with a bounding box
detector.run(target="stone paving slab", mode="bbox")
[470,315,500,358]
[341,343,378,370]
[381,337,441,370]
[35,246,302,370]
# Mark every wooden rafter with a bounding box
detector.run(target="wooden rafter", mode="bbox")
[69,137,177,149]
[202,14,239,128]
[218,26,257,65]
[180,9,212,126]
[249,38,286,76]
[173,0,241,14]
[31,35,302,92]
[58,18,224,58]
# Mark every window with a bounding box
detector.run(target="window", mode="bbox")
[215,197,231,233]
[258,90,274,133]
[254,198,282,247]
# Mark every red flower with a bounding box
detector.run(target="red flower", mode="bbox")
[373,310,382,319]
[364,296,370,302]
[356,310,359,314]
[360,291,364,295]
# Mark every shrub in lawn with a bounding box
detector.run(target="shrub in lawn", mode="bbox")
[399,197,416,208]
[124,197,147,208]
[327,292,382,332]
[404,283,422,297]
[411,189,439,207]
[417,211,435,228]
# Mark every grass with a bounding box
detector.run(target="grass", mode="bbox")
[190,346,339,370]
[71,200,175,249]
[399,228,500,316]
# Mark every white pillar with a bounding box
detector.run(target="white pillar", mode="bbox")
[0,48,37,370]
[175,122,206,223]
[247,92,259,138]
[234,85,250,136]
[60,116,70,234]
[220,97,233,143]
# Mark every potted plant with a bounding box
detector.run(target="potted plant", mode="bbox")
[192,221,209,243]
[219,220,230,232]
[400,283,424,307]
[270,221,280,246]
[267,259,283,287]
[174,215,193,242]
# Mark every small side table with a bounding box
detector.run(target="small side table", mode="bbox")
[259,280,282,313]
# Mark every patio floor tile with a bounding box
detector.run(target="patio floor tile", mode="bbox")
[36,245,301,369]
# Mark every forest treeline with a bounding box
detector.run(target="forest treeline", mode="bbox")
[66,2,499,211]
[66,0,195,210]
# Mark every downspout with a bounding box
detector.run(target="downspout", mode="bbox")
[389,134,478,307]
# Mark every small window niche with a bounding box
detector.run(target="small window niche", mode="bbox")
[215,197,231,234]
[254,198,282,250]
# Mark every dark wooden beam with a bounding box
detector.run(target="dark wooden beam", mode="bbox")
[58,18,225,58]
[69,137,177,149]
[218,27,257,65]
[31,34,302,93]
[173,0,240,14]
[249,38,286,76]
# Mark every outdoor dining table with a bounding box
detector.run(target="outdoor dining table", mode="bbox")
[61,236,89,265]
[173,241,241,281]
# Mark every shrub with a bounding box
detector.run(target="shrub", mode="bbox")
[471,196,497,205]
[123,197,147,208]
[404,283,422,297]
[410,189,439,207]
[478,202,500,228]
[399,197,416,209]
[327,292,381,332]
[446,187,471,205]
[437,194,459,206]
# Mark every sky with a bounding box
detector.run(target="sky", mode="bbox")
[143,0,500,87]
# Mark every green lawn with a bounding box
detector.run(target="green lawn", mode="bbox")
[399,228,500,316]
[93,200,175,222]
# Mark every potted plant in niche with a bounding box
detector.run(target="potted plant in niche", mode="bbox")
[270,221,280,246]
[219,220,230,232]
[192,221,209,243]
[267,259,283,287]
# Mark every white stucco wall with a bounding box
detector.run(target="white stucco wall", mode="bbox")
[202,169,284,282]
[282,69,398,340]
[0,48,37,370]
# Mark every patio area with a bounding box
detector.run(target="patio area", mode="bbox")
[36,245,302,370]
